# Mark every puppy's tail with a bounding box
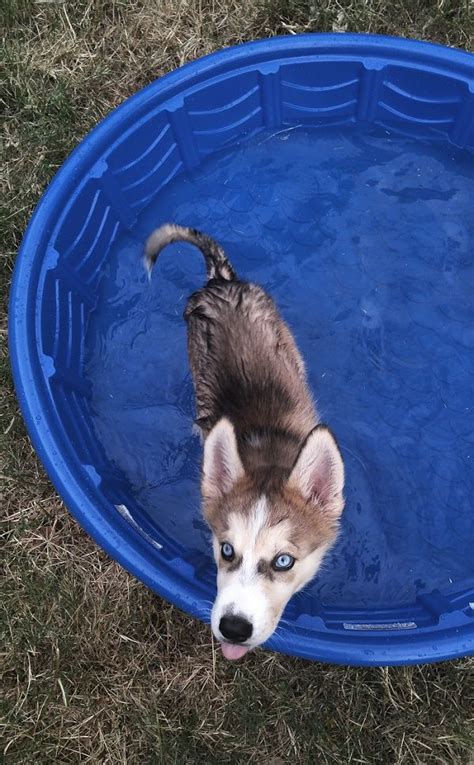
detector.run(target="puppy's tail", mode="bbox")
[144,224,236,282]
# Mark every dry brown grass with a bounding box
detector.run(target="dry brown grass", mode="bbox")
[2,0,474,762]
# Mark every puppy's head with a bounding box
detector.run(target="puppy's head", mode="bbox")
[201,418,345,660]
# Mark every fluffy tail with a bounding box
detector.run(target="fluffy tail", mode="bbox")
[144,224,236,282]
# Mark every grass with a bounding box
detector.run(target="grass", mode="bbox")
[1,0,474,761]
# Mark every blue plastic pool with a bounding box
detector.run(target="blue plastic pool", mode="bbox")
[10,34,474,665]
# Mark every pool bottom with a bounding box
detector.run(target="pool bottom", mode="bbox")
[85,123,474,612]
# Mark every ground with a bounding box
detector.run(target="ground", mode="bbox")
[1,1,474,762]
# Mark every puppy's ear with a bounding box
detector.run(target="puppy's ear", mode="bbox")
[202,418,244,499]
[287,426,345,518]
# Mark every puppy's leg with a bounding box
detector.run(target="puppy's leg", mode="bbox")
[192,422,204,444]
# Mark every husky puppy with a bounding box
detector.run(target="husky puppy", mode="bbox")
[145,224,345,660]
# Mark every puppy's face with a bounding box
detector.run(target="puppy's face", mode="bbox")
[202,419,345,660]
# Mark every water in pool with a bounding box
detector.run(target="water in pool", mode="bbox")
[85,124,474,609]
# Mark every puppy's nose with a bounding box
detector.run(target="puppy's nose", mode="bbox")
[219,615,253,643]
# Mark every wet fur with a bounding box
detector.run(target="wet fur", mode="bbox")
[145,224,345,650]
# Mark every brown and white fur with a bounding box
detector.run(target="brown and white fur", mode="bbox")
[144,224,345,659]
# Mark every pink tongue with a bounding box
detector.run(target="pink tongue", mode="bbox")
[220,642,251,660]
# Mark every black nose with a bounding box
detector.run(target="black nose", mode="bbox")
[219,615,253,643]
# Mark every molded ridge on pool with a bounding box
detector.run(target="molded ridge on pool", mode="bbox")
[9,35,474,666]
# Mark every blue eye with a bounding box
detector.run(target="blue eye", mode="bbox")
[272,553,295,571]
[221,542,235,561]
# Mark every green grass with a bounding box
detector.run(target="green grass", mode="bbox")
[1,0,474,762]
